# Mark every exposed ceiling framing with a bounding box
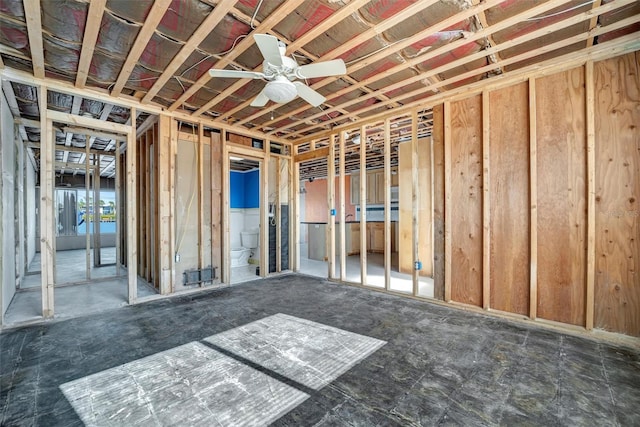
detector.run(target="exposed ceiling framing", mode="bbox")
[0,0,638,179]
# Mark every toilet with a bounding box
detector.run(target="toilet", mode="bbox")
[230,229,259,267]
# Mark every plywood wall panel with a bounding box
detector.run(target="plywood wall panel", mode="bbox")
[450,95,483,306]
[535,68,587,326]
[594,52,640,337]
[489,83,530,315]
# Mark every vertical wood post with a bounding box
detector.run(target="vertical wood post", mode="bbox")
[444,101,452,302]
[529,78,538,319]
[222,130,230,284]
[339,131,346,281]
[85,134,91,280]
[585,61,596,330]
[293,145,300,272]
[115,139,121,276]
[482,92,491,310]
[261,142,269,277]
[275,155,282,272]
[328,135,336,279]
[197,123,204,282]
[411,110,419,295]
[384,118,391,290]
[40,87,55,318]
[127,107,137,303]
[360,124,367,285]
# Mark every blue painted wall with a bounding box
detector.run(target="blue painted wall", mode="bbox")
[230,169,259,208]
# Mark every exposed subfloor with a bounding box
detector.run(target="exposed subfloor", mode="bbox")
[1,275,639,426]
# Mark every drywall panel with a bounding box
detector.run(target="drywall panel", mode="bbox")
[450,95,483,307]
[594,52,640,337]
[536,68,587,326]
[489,83,530,316]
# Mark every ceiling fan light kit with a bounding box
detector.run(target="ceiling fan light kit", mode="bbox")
[208,34,347,108]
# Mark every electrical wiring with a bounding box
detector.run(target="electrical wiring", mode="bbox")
[525,0,595,21]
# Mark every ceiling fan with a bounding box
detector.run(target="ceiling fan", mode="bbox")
[208,34,346,107]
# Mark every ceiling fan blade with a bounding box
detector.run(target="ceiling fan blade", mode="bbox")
[297,59,347,79]
[293,82,325,107]
[208,69,264,79]
[250,87,270,107]
[254,34,283,67]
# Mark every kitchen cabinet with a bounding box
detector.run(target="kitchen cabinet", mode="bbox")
[350,170,393,205]
[368,222,385,252]
[350,174,360,205]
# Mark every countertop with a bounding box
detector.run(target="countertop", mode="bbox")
[301,221,398,224]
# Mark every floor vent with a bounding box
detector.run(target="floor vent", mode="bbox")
[183,266,216,286]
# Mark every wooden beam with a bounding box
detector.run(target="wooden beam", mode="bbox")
[587,0,603,47]
[115,138,121,276]
[127,107,137,303]
[585,61,595,330]
[63,127,127,142]
[482,91,491,310]
[142,2,236,104]
[260,143,269,277]
[529,78,538,320]
[275,155,282,272]
[186,0,306,115]
[293,146,300,271]
[444,101,452,303]
[294,147,330,163]
[85,133,91,280]
[47,109,131,134]
[23,0,45,79]
[111,0,172,97]
[76,0,107,88]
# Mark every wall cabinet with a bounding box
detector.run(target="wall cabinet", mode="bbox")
[350,170,398,205]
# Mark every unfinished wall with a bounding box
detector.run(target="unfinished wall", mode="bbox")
[594,52,640,337]
[1,90,16,317]
[437,51,640,337]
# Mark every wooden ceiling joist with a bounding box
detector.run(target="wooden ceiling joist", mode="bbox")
[173,0,306,114]
[110,0,172,97]
[141,1,237,104]
[281,0,628,138]
[238,0,504,129]
[75,0,107,88]
[22,0,45,79]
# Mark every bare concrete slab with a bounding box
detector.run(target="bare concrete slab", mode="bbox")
[1,274,639,426]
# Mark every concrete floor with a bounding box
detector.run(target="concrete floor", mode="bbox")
[1,275,638,426]
[299,252,434,297]
[4,248,157,326]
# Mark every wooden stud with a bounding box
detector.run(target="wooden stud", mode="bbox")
[127,107,137,303]
[444,101,452,302]
[529,78,538,320]
[85,134,91,280]
[39,89,54,319]
[261,143,269,277]
[411,110,419,295]
[115,139,121,276]
[384,118,391,290]
[111,0,172,97]
[360,124,367,286]
[294,147,330,163]
[198,123,205,282]
[293,146,300,272]
[482,91,491,310]
[276,155,282,272]
[211,129,222,283]
[169,118,177,291]
[288,149,295,271]
[222,130,230,284]
[145,129,152,282]
[76,0,107,88]
[339,130,346,281]
[327,135,336,279]
[585,61,596,330]
[23,0,45,79]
